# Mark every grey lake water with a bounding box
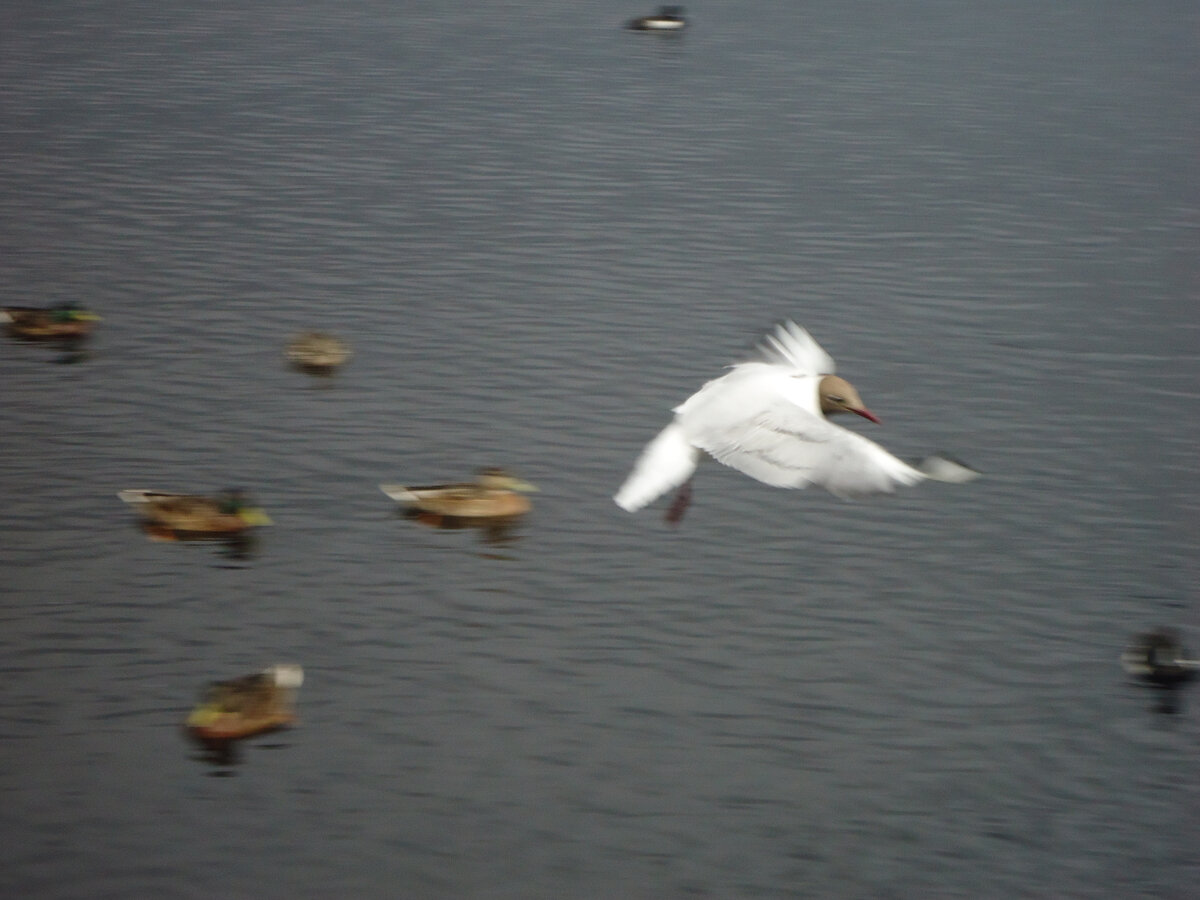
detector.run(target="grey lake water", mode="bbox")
[2,1,1197,897]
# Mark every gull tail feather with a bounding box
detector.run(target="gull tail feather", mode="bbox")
[614,423,701,512]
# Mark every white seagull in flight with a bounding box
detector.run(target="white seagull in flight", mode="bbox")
[614,321,978,522]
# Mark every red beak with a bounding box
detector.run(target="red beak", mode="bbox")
[853,407,881,424]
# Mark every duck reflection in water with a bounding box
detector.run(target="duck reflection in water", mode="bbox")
[193,737,242,771]
[1121,628,1198,714]
[401,507,527,546]
[190,729,299,773]
[137,522,260,560]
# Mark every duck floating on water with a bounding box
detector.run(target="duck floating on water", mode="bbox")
[626,5,687,31]
[117,488,272,535]
[1,303,100,340]
[1121,629,1199,688]
[380,468,537,520]
[614,321,979,522]
[185,664,304,743]
[286,331,352,374]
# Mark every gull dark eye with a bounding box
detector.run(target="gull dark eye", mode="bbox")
[828,395,844,403]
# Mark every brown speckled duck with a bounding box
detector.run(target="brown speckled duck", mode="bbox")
[2,303,100,340]
[380,468,537,519]
[117,489,272,535]
[286,331,352,374]
[185,664,304,742]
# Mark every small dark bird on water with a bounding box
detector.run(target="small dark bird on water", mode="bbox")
[626,6,687,31]
[1121,629,1198,688]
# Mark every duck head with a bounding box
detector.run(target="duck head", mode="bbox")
[477,468,538,492]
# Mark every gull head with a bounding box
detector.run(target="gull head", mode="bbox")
[818,375,880,424]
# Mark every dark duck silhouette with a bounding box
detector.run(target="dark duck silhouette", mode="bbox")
[1121,629,1199,688]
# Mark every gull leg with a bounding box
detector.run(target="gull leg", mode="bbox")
[664,479,693,525]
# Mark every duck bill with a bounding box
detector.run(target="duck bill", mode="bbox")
[237,508,273,526]
[852,407,881,424]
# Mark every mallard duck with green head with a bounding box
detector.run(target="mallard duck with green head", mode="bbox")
[117,488,272,534]
[2,303,101,339]
[185,664,304,742]
[286,331,352,373]
[380,467,537,519]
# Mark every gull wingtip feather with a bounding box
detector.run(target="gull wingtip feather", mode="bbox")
[614,423,699,514]
[755,319,835,375]
[915,455,981,483]
[612,492,640,512]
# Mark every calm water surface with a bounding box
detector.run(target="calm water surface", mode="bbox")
[2,1,1197,897]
